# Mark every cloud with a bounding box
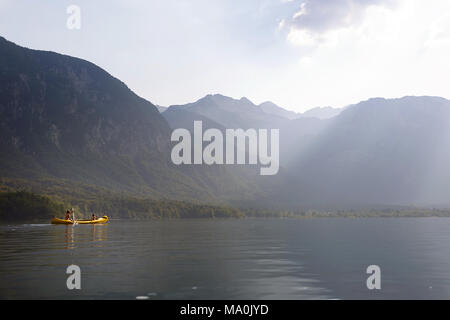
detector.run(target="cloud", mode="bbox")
[287,0,395,44]
[276,0,450,111]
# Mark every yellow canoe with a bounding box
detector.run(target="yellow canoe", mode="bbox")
[51,216,109,225]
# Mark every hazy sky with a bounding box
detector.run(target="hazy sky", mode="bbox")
[1,0,449,112]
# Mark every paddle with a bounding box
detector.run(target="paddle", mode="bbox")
[72,208,78,226]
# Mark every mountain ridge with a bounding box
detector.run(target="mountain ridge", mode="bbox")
[0,36,267,203]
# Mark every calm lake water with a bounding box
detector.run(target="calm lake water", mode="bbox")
[1,218,450,299]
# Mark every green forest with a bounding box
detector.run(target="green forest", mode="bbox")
[2,188,450,222]
[0,191,65,221]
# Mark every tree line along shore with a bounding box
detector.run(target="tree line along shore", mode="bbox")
[1,190,450,222]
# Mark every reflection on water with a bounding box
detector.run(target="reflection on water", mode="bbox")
[65,226,74,250]
[63,225,108,250]
[1,218,450,299]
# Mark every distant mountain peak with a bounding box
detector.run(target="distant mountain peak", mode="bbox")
[167,93,287,129]
[239,97,253,104]
[259,101,300,120]
[198,93,234,105]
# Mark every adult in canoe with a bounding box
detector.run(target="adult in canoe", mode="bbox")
[65,209,73,221]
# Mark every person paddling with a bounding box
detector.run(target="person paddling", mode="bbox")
[65,209,72,220]
[91,214,97,221]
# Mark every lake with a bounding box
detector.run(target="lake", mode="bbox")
[1,218,450,299]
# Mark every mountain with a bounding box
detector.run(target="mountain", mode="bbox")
[0,36,266,203]
[286,96,450,207]
[168,94,287,129]
[2,36,450,210]
[166,93,450,207]
[162,101,289,199]
[259,101,300,120]
[164,94,330,168]
[299,106,342,119]
[163,93,450,208]
[0,36,167,187]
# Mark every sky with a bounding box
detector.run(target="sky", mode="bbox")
[0,0,449,112]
